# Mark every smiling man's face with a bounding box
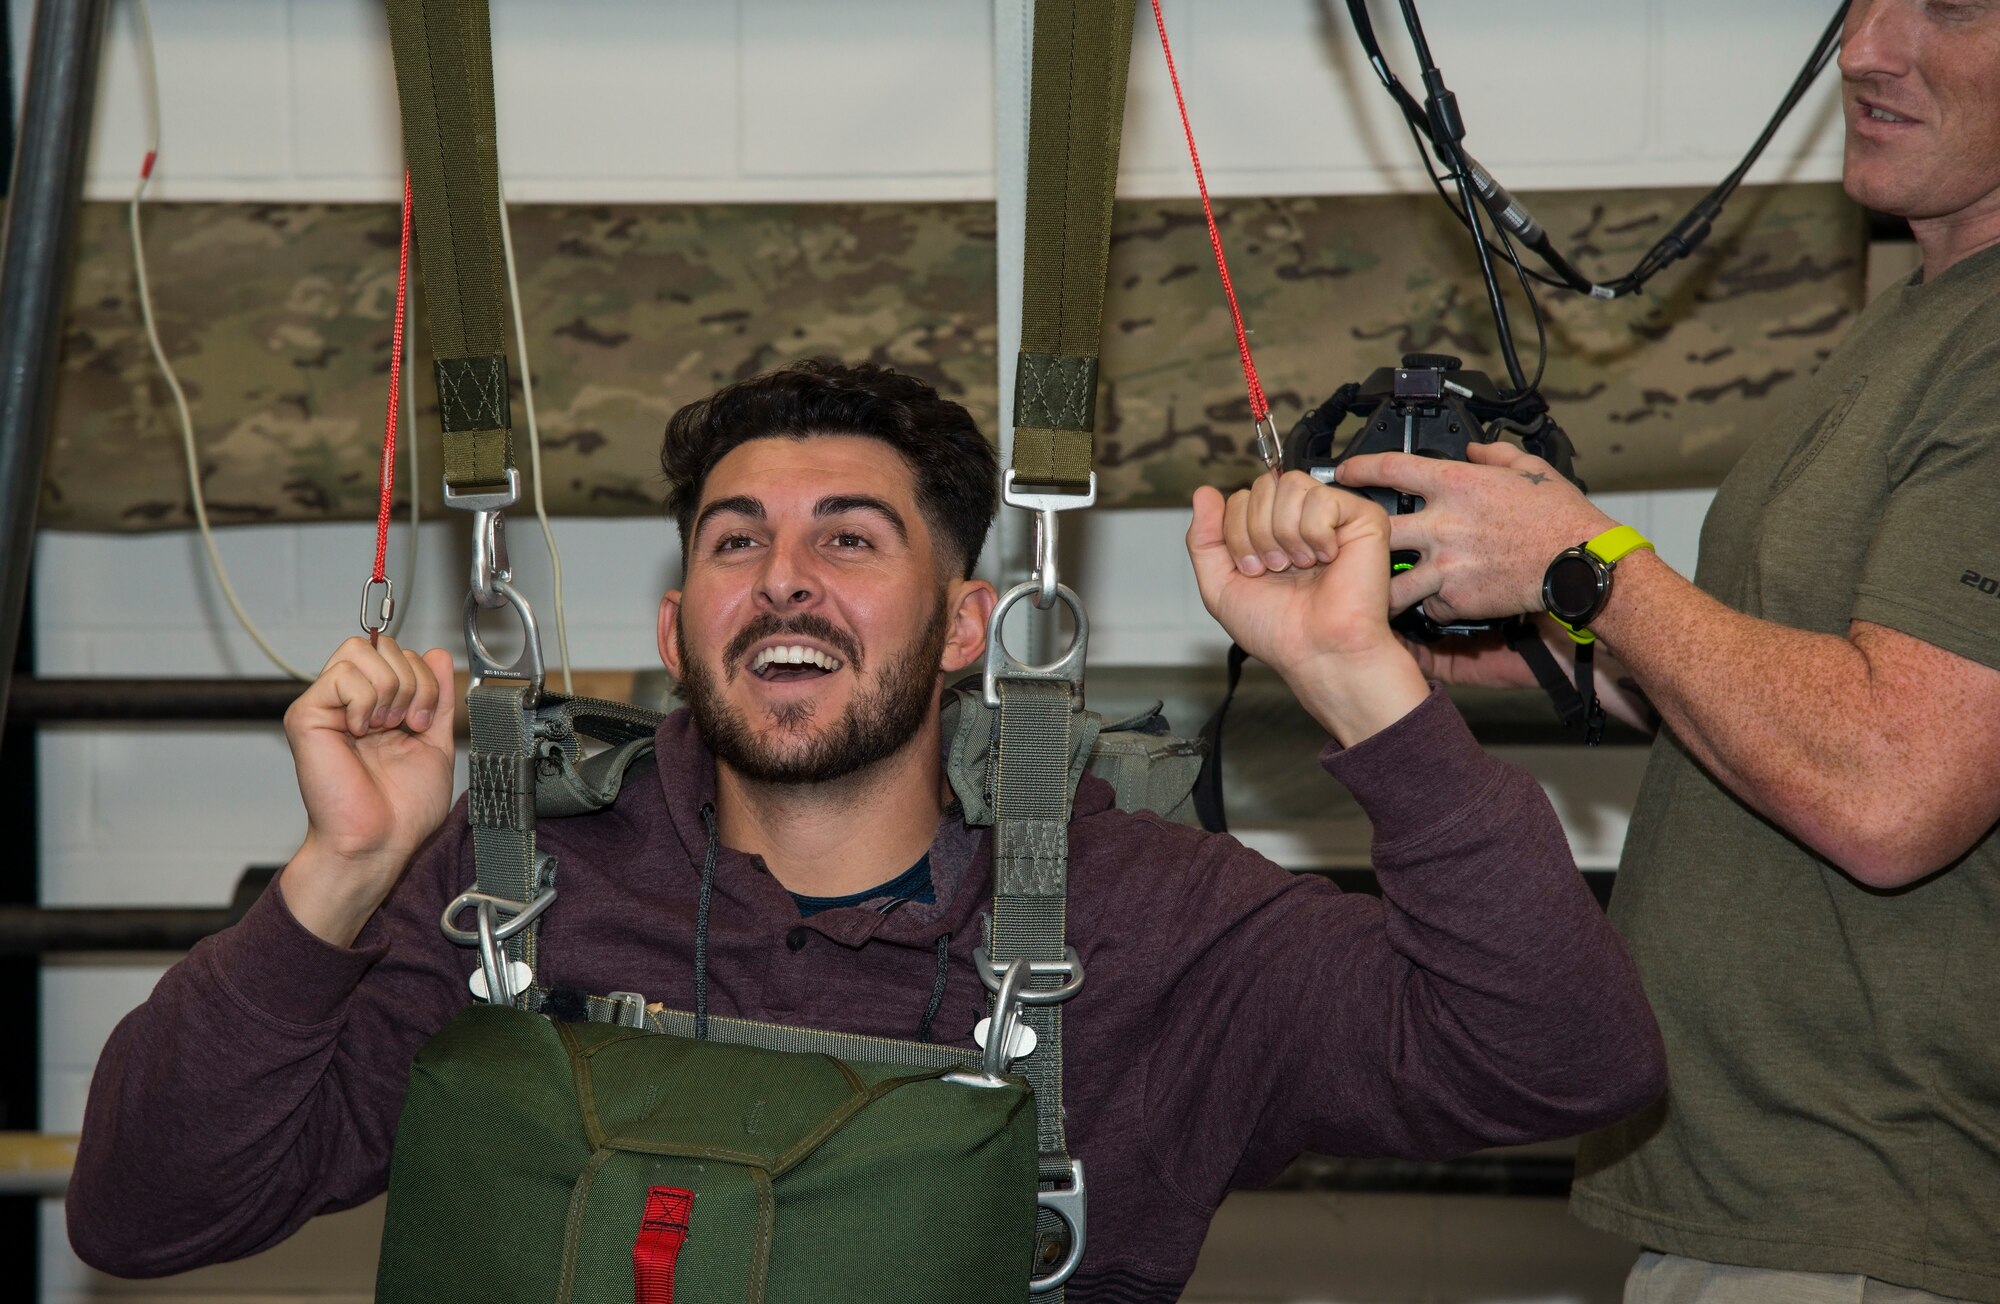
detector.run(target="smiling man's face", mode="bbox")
[659,433,990,786]
[1840,0,2000,229]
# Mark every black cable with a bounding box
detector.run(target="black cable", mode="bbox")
[1392,0,1530,393]
[1390,87,1549,401]
[1619,2,1848,287]
[1497,220,1549,395]
[1395,89,1576,297]
[1344,0,1851,299]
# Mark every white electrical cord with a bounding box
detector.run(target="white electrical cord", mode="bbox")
[129,0,310,679]
[131,0,424,674]
[383,271,420,643]
[496,180,574,693]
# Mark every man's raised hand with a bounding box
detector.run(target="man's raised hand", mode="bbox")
[1186,472,1429,746]
[279,636,457,946]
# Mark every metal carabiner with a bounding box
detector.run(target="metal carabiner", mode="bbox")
[444,468,522,609]
[358,577,395,640]
[1252,411,1284,479]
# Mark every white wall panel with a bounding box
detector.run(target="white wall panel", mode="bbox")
[14,0,1850,202]
[1118,0,1656,190]
[287,0,410,185]
[1656,0,1847,174]
[740,0,994,181]
[491,0,741,184]
[65,0,295,195]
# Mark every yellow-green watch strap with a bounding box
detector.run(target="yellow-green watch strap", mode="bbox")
[1584,524,1654,566]
[1549,613,1596,646]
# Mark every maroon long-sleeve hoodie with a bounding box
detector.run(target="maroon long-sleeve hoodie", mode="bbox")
[67,687,1665,1299]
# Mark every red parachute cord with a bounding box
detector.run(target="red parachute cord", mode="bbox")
[366,173,413,645]
[1150,0,1271,428]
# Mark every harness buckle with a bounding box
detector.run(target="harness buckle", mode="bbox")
[442,467,521,514]
[1030,1159,1087,1293]
[604,990,650,1029]
[980,584,1088,711]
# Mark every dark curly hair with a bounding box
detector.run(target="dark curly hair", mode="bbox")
[660,360,998,579]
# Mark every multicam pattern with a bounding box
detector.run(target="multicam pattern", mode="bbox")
[38,185,1862,530]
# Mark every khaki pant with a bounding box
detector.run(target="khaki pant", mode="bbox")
[1626,1252,1974,1304]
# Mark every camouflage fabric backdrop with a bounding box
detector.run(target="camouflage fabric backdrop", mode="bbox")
[38,185,1863,531]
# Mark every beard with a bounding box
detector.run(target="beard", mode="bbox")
[677,598,952,786]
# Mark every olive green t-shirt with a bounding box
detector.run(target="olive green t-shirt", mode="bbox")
[1570,241,2000,1303]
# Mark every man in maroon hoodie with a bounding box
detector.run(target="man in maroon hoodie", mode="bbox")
[67,360,1664,1300]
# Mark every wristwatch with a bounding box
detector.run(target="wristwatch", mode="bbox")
[1542,525,1654,640]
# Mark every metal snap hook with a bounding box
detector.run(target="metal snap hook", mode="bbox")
[470,509,512,609]
[1031,508,1059,611]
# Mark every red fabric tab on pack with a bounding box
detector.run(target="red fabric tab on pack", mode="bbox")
[633,1186,694,1304]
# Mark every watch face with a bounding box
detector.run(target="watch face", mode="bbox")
[1546,553,1603,620]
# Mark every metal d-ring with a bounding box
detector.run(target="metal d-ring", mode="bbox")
[972,945,1085,1005]
[1029,1160,1087,1293]
[462,577,545,703]
[981,581,1088,710]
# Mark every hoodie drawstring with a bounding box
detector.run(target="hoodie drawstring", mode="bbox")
[917,932,951,1042]
[696,802,718,1040]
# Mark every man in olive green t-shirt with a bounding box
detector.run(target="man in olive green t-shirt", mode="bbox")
[1335,2,2000,1301]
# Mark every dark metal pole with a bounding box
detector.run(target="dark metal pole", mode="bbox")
[10,677,304,722]
[0,0,112,728]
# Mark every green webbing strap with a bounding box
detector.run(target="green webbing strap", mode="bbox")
[466,681,543,975]
[1012,0,1137,492]
[987,678,1086,1180]
[382,0,515,493]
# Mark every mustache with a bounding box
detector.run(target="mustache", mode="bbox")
[723,613,863,675]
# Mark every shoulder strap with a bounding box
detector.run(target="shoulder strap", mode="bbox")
[382,0,516,498]
[1009,0,1138,496]
[384,0,551,1009]
[990,1,1137,1293]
